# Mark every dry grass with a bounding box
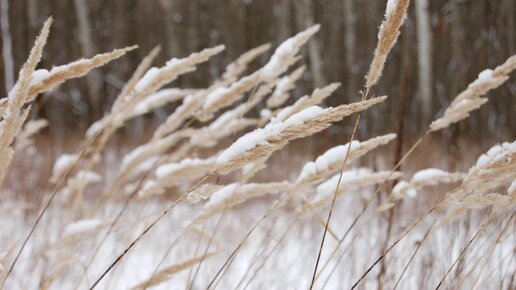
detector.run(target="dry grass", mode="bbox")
[0,5,515,290]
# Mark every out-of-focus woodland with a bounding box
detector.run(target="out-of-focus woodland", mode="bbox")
[0,0,514,142]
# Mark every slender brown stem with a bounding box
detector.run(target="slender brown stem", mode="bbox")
[468,213,514,289]
[87,189,190,289]
[434,213,493,290]
[205,187,299,289]
[350,194,446,290]
[0,129,103,290]
[186,221,208,289]
[233,220,278,290]
[188,208,228,290]
[309,110,363,289]
[312,135,425,288]
[392,219,437,290]
[242,220,295,290]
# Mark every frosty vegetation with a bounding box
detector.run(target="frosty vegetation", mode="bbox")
[0,1,515,290]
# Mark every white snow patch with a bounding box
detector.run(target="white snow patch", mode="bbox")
[261,38,296,79]
[386,0,398,17]
[64,219,102,236]
[76,170,102,184]
[205,183,239,208]
[135,67,160,92]
[282,106,324,127]
[392,181,418,199]
[203,87,231,109]
[156,158,206,178]
[134,58,181,93]
[411,168,451,184]
[30,69,50,86]
[133,88,184,114]
[508,180,516,194]
[209,108,236,130]
[52,154,79,180]
[121,145,146,170]
[314,169,373,201]
[474,141,515,169]
[273,76,291,94]
[477,69,494,83]
[216,106,324,164]
[297,141,360,181]
[260,108,272,119]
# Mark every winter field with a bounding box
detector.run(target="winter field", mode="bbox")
[1,0,515,289]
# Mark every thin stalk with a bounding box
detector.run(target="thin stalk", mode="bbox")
[350,192,447,290]
[233,218,282,290]
[392,219,437,290]
[188,208,228,290]
[185,221,208,289]
[241,220,295,290]
[0,129,103,289]
[314,134,425,288]
[309,109,363,289]
[434,213,493,289]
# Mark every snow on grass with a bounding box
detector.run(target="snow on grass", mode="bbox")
[156,158,209,179]
[392,181,418,199]
[204,183,239,209]
[411,168,455,184]
[216,106,324,164]
[203,87,231,109]
[63,219,102,236]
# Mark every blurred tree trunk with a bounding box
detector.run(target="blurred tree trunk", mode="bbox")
[447,0,466,169]
[294,0,325,88]
[415,0,432,122]
[26,0,38,29]
[277,0,292,41]
[159,0,180,58]
[508,0,515,53]
[73,0,101,118]
[0,0,14,92]
[343,0,356,98]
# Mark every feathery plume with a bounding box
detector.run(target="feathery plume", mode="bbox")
[0,18,52,187]
[29,45,137,97]
[459,141,516,198]
[131,252,219,290]
[87,46,223,138]
[50,154,80,183]
[60,170,102,200]
[390,168,465,200]
[14,118,48,150]
[153,94,206,139]
[215,97,387,174]
[186,184,224,204]
[303,169,402,213]
[266,65,306,109]
[200,73,263,120]
[430,55,516,132]
[0,98,7,118]
[219,43,271,85]
[296,133,396,185]
[119,129,195,176]
[365,0,410,89]
[261,24,320,80]
[138,158,216,198]
[193,182,292,223]
[129,88,196,117]
[442,141,516,223]
[270,83,341,124]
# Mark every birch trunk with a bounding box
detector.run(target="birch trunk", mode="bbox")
[294,0,325,88]
[0,0,14,91]
[73,0,101,116]
[415,0,432,121]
